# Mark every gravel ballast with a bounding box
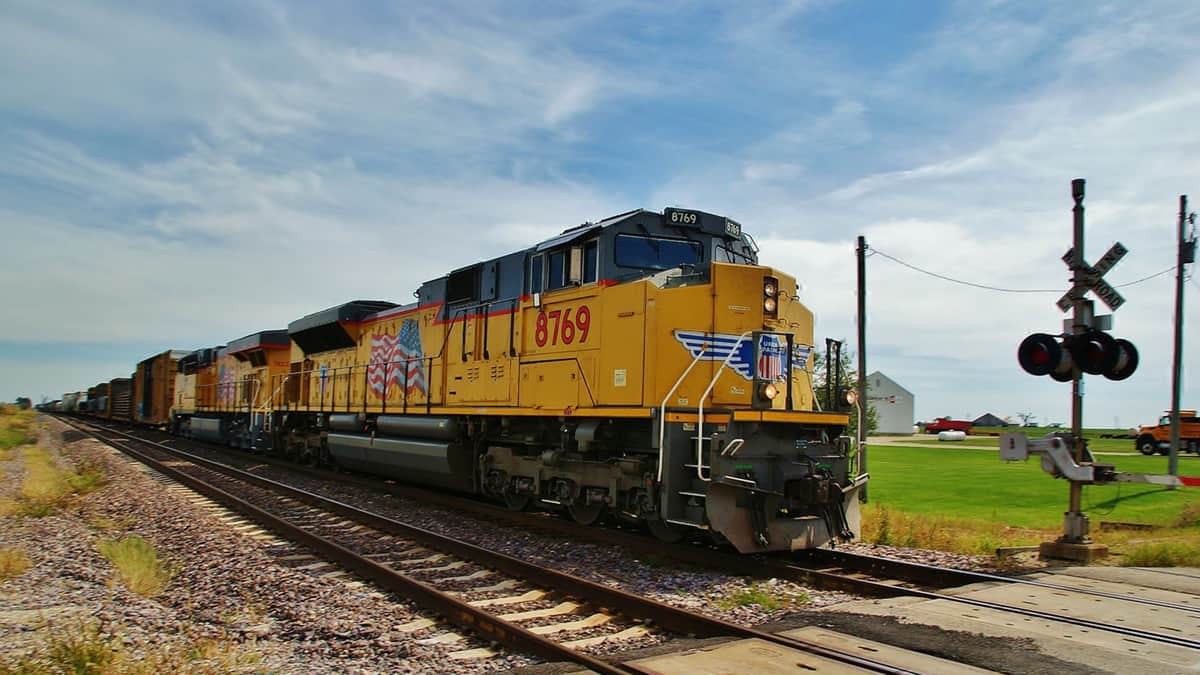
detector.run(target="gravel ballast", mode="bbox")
[0,417,526,673]
[2,417,1016,672]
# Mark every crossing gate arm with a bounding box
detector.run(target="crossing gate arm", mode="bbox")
[1112,472,1200,488]
[1001,432,1200,487]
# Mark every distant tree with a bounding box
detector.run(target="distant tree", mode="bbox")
[1016,412,1036,426]
[15,397,31,410]
[811,345,878,435]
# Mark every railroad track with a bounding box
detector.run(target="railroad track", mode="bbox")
[62,417,919,674]
[69,416,1200,657]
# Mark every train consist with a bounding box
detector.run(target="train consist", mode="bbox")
[50,207,865,552]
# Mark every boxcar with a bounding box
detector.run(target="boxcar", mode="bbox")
[132,350,189,427]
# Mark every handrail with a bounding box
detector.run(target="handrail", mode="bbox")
[263,375,291,414]
[695,332,755,481]
[265,298,525,415]
[657,330,753,481]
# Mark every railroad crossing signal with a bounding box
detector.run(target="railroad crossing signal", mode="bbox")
[1020,182,1138,383]
[1018,331,1138,381]
[1056,242,1128,311]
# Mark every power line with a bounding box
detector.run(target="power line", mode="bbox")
[867,247,1060,293]
[869,245,1177,295]
[1114,266,1177,287]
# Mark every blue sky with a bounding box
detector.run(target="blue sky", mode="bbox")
[2,0,1198,429]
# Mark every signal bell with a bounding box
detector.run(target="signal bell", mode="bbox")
[1018,331,1138,381]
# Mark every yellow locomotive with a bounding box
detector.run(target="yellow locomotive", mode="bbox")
[88,207,863,552]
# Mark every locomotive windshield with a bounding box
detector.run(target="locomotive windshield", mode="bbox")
[614,234,703,270]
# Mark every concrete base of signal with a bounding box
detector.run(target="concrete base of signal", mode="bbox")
[1039,540,1109,562]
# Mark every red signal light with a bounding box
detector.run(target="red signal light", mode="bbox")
[1018,333,1072,379]
[1019,331,1138,381]
[1066,330,1118,375]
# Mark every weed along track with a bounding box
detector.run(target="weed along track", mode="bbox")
[64,417,922,674]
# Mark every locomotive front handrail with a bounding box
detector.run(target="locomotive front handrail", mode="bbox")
[695,332,756,482]
[657,330,753,481]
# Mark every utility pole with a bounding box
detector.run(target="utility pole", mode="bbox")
[1169,195,1197,477]
[856,235,868,502]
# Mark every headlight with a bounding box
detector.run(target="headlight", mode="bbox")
[759,382,779,400]
[763,276,779,319]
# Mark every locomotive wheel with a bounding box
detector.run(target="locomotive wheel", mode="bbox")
[503,492,531,512]
[646,517,688,544]
[567,503,604,526]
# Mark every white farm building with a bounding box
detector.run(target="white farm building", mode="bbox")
[867,371,915,435]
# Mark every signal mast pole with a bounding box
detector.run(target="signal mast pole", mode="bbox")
[1067,179,1087,538]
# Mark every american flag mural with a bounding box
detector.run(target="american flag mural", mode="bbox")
[218,364,236,403]
[368,318,426,399]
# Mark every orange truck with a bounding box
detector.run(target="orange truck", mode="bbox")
[1136,410,1200,455]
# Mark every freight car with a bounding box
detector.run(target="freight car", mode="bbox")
[62,207,866,554]
[107,377,132,421]
[133,350,189,427]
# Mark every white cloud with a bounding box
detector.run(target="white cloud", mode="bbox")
[0,0,1197,430]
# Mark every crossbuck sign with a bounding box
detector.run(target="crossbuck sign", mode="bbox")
[1056,242,1128,312]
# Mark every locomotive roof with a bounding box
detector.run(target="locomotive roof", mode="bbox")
[533,208,642,251]
[287,207,756,353]
[289,299,399,353]
[226,329,289,354]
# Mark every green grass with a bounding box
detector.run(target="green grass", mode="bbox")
[0,548,30,581]
[0,621,262,674]
[865,442,1200,530]
[716,583,810,611]
[15,449,106,517]
[892,434,1146,454]
[1120,542,1200,567]
[0,406,36,451]
[97,535,175,597]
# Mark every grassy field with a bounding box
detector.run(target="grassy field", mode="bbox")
[862,441,1200,561]
[866,443,1200,529]
[0,405,36,451]
[898,434,1145,454]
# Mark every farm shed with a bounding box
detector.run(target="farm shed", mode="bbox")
[972,413,1009,427]
[867,371,915,435]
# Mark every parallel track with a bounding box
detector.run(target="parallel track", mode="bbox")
[64,417,918,674]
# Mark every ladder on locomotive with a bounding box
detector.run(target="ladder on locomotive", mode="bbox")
[657,331,752,529]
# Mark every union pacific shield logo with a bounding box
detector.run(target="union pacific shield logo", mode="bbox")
[757,334,785,382]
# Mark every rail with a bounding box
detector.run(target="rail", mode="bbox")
[66,417,917,674]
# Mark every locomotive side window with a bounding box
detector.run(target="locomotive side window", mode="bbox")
[583,239,598,283]
[614,234,703,270]
[548,251,567,290]
[529,254,544,294]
